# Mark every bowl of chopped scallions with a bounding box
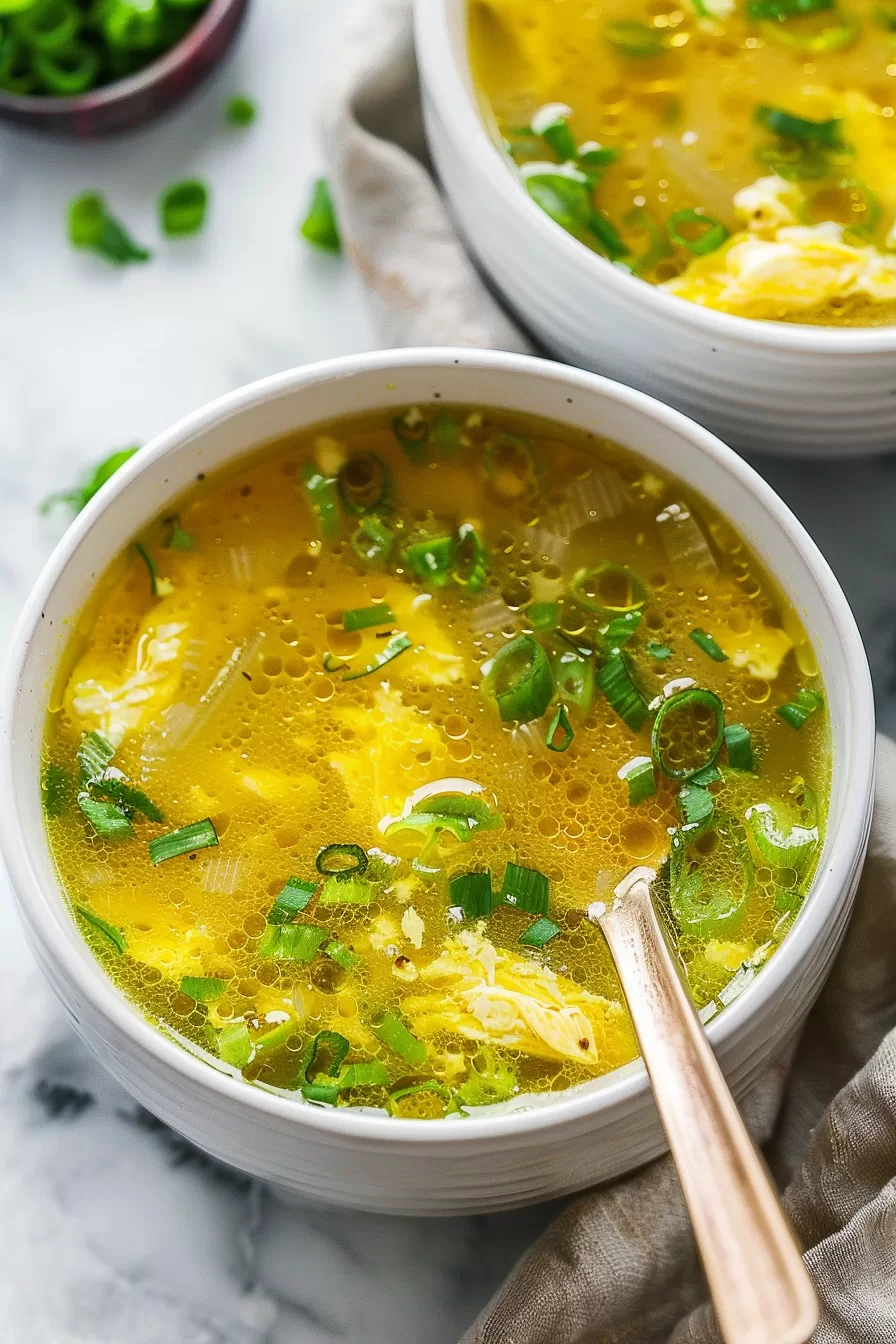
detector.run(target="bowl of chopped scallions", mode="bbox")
[0,0,249,136]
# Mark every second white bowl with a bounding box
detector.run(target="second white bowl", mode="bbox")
[415,0,896,459]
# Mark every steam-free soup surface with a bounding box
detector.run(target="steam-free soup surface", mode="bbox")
[44,407,828,1118]
[470,0,896,325]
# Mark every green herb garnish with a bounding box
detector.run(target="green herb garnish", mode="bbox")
[148,818,218,865]
[180,976,225,1003]
[449,871,493,919]
[500,862,550,915]
[225,94,257,126]
[518,917,561,948]
[300,177,341,254]
[546,703,574,752]
[159,179,209,238]
[371,1011,427,1066]
[689,628,729,662]
[485,635,554,724]
[75,904,127,954]
[777,688,824,729]
[619,755,657,805]
[342,604,396,632]
[259,923,328,963]
[268,876,317,924]
[67,193,150,266]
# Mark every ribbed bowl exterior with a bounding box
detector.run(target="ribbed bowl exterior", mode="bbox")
[416,0,896,459]
[0,350,875,1215]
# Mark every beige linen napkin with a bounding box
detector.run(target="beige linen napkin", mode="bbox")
[321,7,896,1340]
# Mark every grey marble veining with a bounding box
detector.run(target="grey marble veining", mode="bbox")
[0,1,894,1340]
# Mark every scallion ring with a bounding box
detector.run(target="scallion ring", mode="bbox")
[667,209,729,256]
[570,562,649,616]
[484,634,554,724]
[337,452,391,515]
[652,686,724,780]
[546,703,574,753]
[315,842,368,881]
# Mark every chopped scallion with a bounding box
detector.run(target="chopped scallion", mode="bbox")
[78,730,114,782]
[351,515,394,566]
[338,452,391,515]
[315,842,368,880]
[342,603,396,632]
[392,410,429,464]
[449,871,493,919]
[134,542,171,598]
[300,177,341,253]
[531,103,577,160]
[518,916,561,948]
[74,904,126,954]
[546,703,574,752]
[500,862,549,915]
[387,1080,460,1117]
[218,1022,252,1069]
[724,723,754,770]
[689,628,729,662]
[647,640,673,660]
[325,939,361,970]
[552,650,595,712]
[690,763,722,786]
[597,653,649,732]
[339,1060,389,1089]
[485,634,554,723]
[777,688,824,729]
[67,193,150,266]
[602,610,643,653]
[159,179,209,238]
[300,1030,350,1104]
[571,562,649,616]
[667,209,729,256]
[618,755,656,805]
[341,632,412,681]
[677,782,715,834]
[180,975,225,1003]
[164,516,194,551]
[529,601,560,630]
[605,18,665,56]
[755,104,843,146]
[318,876,372,906]
[90,777,164,824]
[652,687,725,780]
[746,802,818,871]
[225,94,257,126]
[148,818,218,865]
[268,876,317,925]
[42,763,72,817]
[259,923,328,963]
[371,1012,427,1067]
[77,793,134,841]
[453,523,488,593]
[402,534,455,586]
[302,464,340,539]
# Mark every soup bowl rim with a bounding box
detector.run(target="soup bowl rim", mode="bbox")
[0,346,875,1146]
[415,0,896,356]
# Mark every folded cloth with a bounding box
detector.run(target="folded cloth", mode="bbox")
[322,6,896,1341]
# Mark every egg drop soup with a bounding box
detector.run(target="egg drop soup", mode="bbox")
[469,0,896,325]
[43,406,828,1119]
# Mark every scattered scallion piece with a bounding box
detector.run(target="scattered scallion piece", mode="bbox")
[724,723,754,771]
[253,1021,295,1055]
[667,209,729,256]
[325,939,360,971]
[387,1080,460,1117]
[755,104,843,147]
[338,452,391,515]
[339,1060,389,1089]
[449,871,493,919]
[690,763,722,786]
[371,1011,427,1066]
[159,179,208,239]
[351,515,394,566]
[777,688,824,729]
[164,516,194,551]
[268,876,317,925]
[78,730,114,782]
[456,1049,519,1106]
[315,842,368,880]
[668,829,748,939]
[602,610,643,653]
[148,817,218,865]
[485,634,554,723]
[411,793,501,833]
[647,640,673,660]
[552,651,594,713]
[40,446,139,515]
[42,763,72,817]
[747,0,832,16]
[77,793,135,841]
[318,876,372,906]
[546,703,574,753]
[341,632,412,681]
[226,94,256,126]
[746,802,819,871]
[689,628,729,662]
[652,687,725,780]
[402,534,455,586]
[604,18,665,56]
[74,904,127,954]
[519,916,561,948]
[677,782,715,834]
[259,922,328,963]
[618,755,657,805]
[342,603,395,632]
[500,862,549,915]
[529,601,560,630]
[530,102,577,160]
[180,975,225,1003]
[302,464,340,539]
[758,15,858,50]
[392,409,429,464]
[578,142,620,180]
[218,1022,252,1069]
[300,177,341,254]
[67,193,150,266]
[134,542,172,598]
[453,523,488,593]
[90,777,164,823]
[597,653,649,732]
[300,1030,350,1104]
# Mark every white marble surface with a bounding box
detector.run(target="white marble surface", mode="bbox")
[2,2,896,1340]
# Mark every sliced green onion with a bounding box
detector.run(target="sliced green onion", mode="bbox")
[777,688,824,729]
[164,516,194,551]
[268,876,317,925]
[218,1022,252,1068]
[78,793,135,841]
[387,1080,460,1117]
[74,904,126,954]
[690,763,722,786]
[315,842,368,879]
[302,464,340,539]
[392,410,429,464]
[667,209,729,256]
[225,94,256,126]
[524,168,594,236]
[619,755,657,805]
[300,177,341,253]
[652,687,724,780]
[40,446,139,516]
[449,871,493,919]
[546,703,574,752]
[755,141,849,182]
[625,205,673,274]
[434,414,463,454]
[341,632,412,681]
[589,209,629,259]
[67,193,150,266]
[351,515,394,566]
[259,922,328,962]
[605,18,665,56]
[371,1010,427,1066]
[647,640,673,660]
[531,103,577,160]
[339,1060,389,1089]
[300,1029,350,1103]
[724,723,754,771]
[454,523,488,593]
[529,601,560,630]
[325,939,360,970]
[253,1021,295,1055]
[747,0,832,17]
[500,862,549,915]
[301,1081,340,1105]
[571,563,649,616]
[552,650,595,712]
[668,833,748,940]
[411,792,501,833]
[519,916,561,948]
[318,875,372,906]
[337,452,391,515]
[746,802,818,871]
[179,975,225,1002]
[159,179,208,237]
[342,603,395,632]
[42,763,72,817]
[78,730,114,782]
[14,0,79,49]
[485,634,554,723]
[755,105,843,147]
[689,628,728,662]
[402,535,454,586]
[148,818,218,865]
[602,611,643,655]
[758,13,858,48]
[385,811,474,847]
[677,782,715,834]
[90,777,164,823]
[598,653,649,732]
[134,542,171,598]
[578,142,620,180]
[456,1049,518,1106]
[34,40,99,94]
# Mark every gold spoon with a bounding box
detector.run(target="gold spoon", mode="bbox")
[588,866,819,1344]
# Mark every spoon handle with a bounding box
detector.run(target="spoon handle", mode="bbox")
[595,867,818,1344]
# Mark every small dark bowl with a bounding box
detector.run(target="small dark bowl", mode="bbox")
[0,0,250,138]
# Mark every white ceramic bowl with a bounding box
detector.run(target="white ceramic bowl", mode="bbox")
[415,0,896,459]
[0,349,874,1215]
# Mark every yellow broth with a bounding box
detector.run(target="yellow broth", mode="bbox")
[469,0,896,325]
[43,407,829,1118]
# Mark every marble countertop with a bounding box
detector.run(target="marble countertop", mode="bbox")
[1,2,894,1340]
